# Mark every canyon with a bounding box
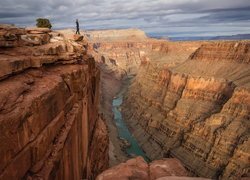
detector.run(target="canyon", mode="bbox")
[122,41,250,179]
[0,25,249,180]
[87,29,250,179]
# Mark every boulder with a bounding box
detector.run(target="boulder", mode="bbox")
[150,159,189,179]
[96,157,206,180]
[96,157,149,180]
[74,34,84,41]
[0,25,26,47]
[21,33,51,46]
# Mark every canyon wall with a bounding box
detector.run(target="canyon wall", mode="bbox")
[83,28,249,179]
[122,41,250,179]
[87,31,201,166]
[89,33,201,77]
[0,25,108,180]
[2,25,248,180]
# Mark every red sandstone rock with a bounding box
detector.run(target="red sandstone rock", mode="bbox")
[21,33,51,45]
[149,159,189,179]
[86,117,109,179]
[96,157,149,180]
[1,25,249,180]
[26,27,52,34]
[0,24,109,179]
[97,157,209,180]
[156,177,209,180]
[74,34,84,41]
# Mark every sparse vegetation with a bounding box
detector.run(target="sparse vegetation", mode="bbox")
[36,18,52,29]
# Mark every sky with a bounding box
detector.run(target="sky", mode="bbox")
[0,0,250,37]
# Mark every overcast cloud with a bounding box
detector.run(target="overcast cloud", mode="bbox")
[0,0,250,37]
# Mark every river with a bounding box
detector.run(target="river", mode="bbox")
[112,79,150,162]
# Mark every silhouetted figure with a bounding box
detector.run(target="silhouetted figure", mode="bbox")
[76,19,80,34]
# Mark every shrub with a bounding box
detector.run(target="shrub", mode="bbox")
[36,18,52,29]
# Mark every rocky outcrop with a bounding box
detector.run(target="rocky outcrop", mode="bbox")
[0,24,26,47]
[122,41,250,179]
[0,25,108,179]
[96,156,209,180]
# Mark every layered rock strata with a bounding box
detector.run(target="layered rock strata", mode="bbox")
[84,29,249,179]
[86,28,147,41]
[0,25,108,180]
[87,30,202,166]
[122,41,250,179]
[89,37,201,76]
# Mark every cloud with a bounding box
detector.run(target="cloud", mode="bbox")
[0,0,249,37]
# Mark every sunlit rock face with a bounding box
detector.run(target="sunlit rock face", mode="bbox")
[0,25,109,180]
[86,29,203,167]
[87,28,201,79]
[3,24,248,180]
[81,28,250,179]
[121,41,250,179]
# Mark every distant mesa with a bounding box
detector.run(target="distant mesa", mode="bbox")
[85,28,147,41]
[167,33,250,41]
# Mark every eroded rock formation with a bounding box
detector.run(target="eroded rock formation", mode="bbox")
[0,25,108,179]
[88,30,203,167]
[121,41,250,179]
[1,25,249,180]
[77,28,249,179]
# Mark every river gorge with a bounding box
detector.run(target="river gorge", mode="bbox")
[88,29,250,180]
[112,78,149,161]
[0,25,249,180]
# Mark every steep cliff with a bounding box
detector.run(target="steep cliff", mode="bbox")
[0,25,108,179]
[122,41,250,179]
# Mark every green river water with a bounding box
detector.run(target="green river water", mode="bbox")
[112,82,150,162]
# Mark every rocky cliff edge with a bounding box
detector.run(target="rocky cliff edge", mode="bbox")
[0,24,109,180]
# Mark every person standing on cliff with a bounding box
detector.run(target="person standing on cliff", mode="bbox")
[76,19,80,34]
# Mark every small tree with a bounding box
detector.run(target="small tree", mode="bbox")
[36,18,52,29]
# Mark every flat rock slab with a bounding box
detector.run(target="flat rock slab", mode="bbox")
[26,27,51,34]
[74,34,84,41]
